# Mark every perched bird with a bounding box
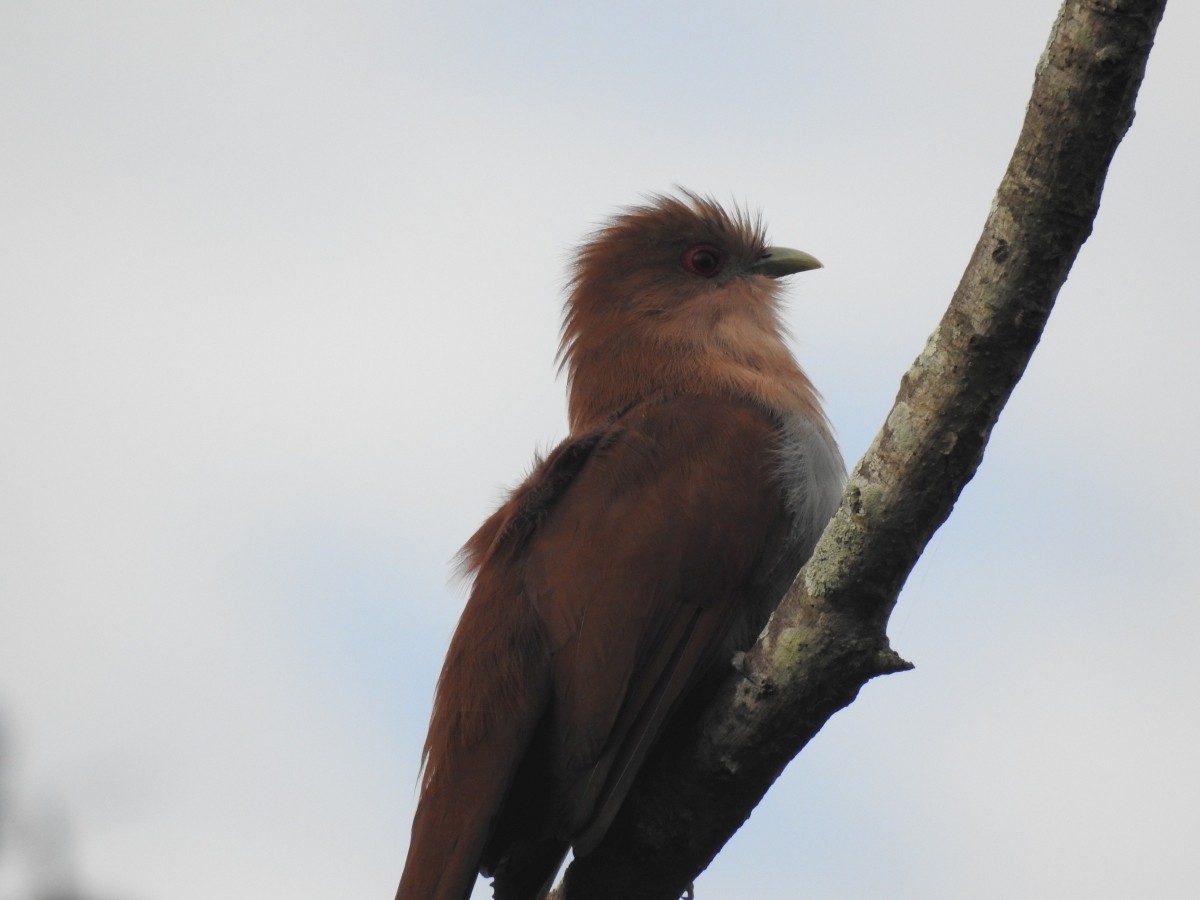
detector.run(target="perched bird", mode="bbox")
[396,192,845,900]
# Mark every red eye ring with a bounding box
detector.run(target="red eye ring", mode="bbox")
[681,243,725,278]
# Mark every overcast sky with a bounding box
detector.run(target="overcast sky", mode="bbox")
[2,2,1198,898]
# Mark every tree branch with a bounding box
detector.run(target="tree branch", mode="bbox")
[553,1,1168,897]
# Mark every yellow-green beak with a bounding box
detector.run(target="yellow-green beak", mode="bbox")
[751,246,823,278]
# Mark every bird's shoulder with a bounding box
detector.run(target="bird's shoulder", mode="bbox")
[458,393,788,580]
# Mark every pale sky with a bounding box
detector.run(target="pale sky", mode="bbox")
[2,2,1198,898]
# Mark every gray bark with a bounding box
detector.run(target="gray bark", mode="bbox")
[553,0,1169,897]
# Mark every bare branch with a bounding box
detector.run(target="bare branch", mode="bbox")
[554,1,1168,897]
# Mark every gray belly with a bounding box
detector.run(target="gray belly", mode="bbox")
[722,409,845,656]
[776,409,846,565]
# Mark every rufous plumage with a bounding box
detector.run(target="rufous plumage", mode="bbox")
[397,192,844,900]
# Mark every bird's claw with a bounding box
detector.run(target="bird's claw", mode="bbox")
[731,652,763,688]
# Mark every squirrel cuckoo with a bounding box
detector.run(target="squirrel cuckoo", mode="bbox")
[397,192,845,900]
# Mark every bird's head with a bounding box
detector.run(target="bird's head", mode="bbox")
[559,191,823,432]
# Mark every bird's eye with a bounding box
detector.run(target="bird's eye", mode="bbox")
[681,244,725,278]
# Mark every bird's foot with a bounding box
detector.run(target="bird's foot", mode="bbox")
[730,652,762,688]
